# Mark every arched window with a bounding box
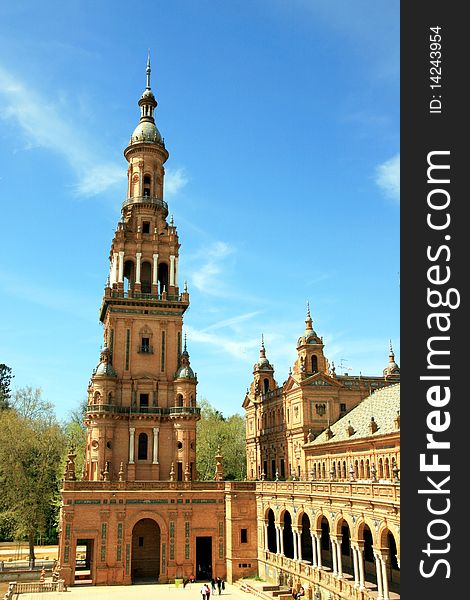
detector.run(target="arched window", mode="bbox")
[378,458,384,479]
[342,461,347,479]
[264,378,269,393]
[124,260,134,294]
[138,433,148,460]
[384,457,390,479]
[143,174,151,197]
[176,394,183,407]
[158,262,168,294]
[141,261,152,294]
[311,355,318,373]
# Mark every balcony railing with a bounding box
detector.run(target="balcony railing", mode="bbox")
[122,196,168,212]
[86,404,201,417]
[137,345,154,354]
[110,291,183,302]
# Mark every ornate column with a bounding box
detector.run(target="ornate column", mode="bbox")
[297,530,303,561]
[351,545,359,587]
[169,255,175,287]
[275,526,281,555]
[152,427,159,464]
[374,552,384,600]
[174,256,179,287]
[380,554,390,600]
[111,253,118,285]
[310,531,318,567]
[314,534,322,568]
[331,539,338,575]
[292,529,298,560]
[357,544,365,590]
[153,253,159,286]
[264,522,269,551]
[334,536,343,577]
[135,252,142,284]
[129,427,135,464]
[280,526,285,556]
[118,251,125,283]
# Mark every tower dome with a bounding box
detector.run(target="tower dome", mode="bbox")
[127,52,164,148]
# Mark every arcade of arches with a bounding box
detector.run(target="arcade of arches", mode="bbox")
[260,505,399,600]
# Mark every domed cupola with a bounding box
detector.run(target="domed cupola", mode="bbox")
[383,341,400,380]
[127,52,164,147]
[175,335,196,380]
[93,345,117,377]
[298,302,322,346]
[253,335,274,373]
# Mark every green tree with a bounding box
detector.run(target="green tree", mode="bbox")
[196,399,246,481]
[0,387,66,558]
[0,364,14,410]
[62,398,88,480]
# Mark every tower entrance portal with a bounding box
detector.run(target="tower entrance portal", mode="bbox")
[131,519,161,583]
[196,537,212,580]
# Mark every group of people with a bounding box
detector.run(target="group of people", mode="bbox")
[291,585,305,600]
[200,577,225,598]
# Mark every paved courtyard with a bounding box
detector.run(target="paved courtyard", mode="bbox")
[18,581,253,600]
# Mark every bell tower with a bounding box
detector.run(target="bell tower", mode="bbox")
[84,56,199,483]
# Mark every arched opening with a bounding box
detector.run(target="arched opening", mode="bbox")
[378,458,384,479]
[143,174,151,197]
[340,520,353,577]
[311,355,318,373]
[131,519,160,582]
[342,461,347,479]
[362,524,375,565]
[124,260,135,294]
[301,513,313,563]
[138,433,148,460]
[158,262,168,294]
[176,394,183,407]
[267,509,276,553]
[141,261,152,294]
[263,378,270,393]
[387,531,400,592]
[384,458,390,479]
[320,516,332,569]
[282,511,294,559]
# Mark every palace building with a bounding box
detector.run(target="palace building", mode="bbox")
[58,58,400,600]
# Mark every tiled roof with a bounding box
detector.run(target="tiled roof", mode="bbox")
[308,383,400,445]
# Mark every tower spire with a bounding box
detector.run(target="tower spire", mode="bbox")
[146,49,151,90]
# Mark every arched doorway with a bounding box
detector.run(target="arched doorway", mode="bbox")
[131,519,160,582]
[300,513,313,563]
[320,516,332,569]
[267,509,277,553]
[282,511,294,559]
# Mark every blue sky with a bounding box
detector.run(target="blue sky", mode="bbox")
[0,0,399,421]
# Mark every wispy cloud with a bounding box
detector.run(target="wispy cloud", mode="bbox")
[201,311,262,333]
[191,241,235,294]
[0,64,125,196]
[186,326,259,361]
[375,153,400,202]
[165,167,188,196]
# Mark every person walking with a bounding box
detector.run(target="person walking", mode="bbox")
[200,584,207,600]
[216,577,222,595]
[211,579,216,594]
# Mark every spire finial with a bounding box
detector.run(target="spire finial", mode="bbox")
[305,301,313,331]
[146,50,151,90]
[261,333,265,349]
[184,332,187,352]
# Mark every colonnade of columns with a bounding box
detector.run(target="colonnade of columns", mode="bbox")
[262,521,393,600]
[109,251,178,289]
